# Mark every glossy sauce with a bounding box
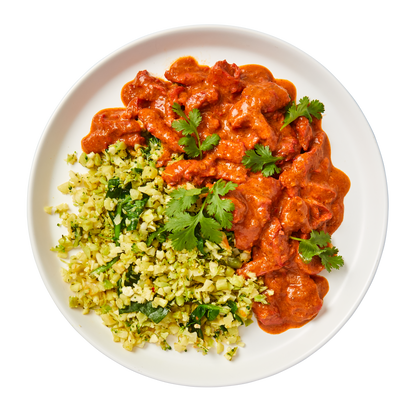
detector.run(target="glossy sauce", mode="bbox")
[81,56,350,335]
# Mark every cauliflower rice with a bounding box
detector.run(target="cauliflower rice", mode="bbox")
[49,138,267,360]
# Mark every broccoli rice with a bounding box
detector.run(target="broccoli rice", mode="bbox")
[49,138,267,360]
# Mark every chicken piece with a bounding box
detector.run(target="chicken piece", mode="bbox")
[206,60,245,97]
[164,56,210,85]
[284,272,324,324]
[81,108,144,154]
[229,82,291,151]
[161,160,194,185]
[121,70,169,106]
[302,182,337,204]
[291,241,325,276]
[237,217,291,277]
[213,139,246,164]
[304,198,333,230]
[227,175,282,250]
[239,64,276,84]
[279,196,312,235]
[229,195,248,224]
[161,139,247,186]
[137,108,183,154]
[161,154,217,186]
[294,116,313,151]
[240,83,290,114]
[274,135,302,161]
[253,269,324,333]
[163,85,186,125]
[185,87,219,114]
[215,161,248,184]
[279,131,326,188]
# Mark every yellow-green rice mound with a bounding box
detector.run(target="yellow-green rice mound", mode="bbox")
[49,139,267,360]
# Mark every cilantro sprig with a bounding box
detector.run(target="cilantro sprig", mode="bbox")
[281,96,325,130]
[241,144,284,177]
[172,103,220,159]
[291,230,344,273]
[164,179,237,251]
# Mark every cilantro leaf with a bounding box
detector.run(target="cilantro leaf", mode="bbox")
[281,96,325,129]
[261,162,280,177]
[210,178,238,197]
[168,223,198,252]
[172,119,195,136]
[242,144,283,177]
[298,240,321,263]
[178,136,200,158]
[196,230,206,255]
[307,99,325,120]
[283,96,310,127]
[307,230,331,247]
[200,133,221,152]
[172,102,188,122]
[319,246,344,272]
[165,187,203,217]
[206,180,237,229]
[172,102,220,159]
[165,212,197,233]
[172,103,201,157]
[291,230,344,272]
[166,212,222,251]
[163,181,237,251]
[188,108,202,129]
[198,213,223,244]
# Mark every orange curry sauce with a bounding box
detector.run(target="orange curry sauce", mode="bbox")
[81,57,350,335]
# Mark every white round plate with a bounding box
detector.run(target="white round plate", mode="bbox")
[28,25,388,387]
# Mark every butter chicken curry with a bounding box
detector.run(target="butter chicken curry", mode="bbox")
[81,57,350,335]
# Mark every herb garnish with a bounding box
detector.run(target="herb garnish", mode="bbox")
[141,133,161,159]
[146,225,168,247]
[172,103,220,159]
[226,300,244,325]
[164,179,237,251]
[119,301,169,324]
[116,266,141,297]
[242,144,284,177]
[281,96,325,129]
[290,230,344,272]
[186,301,244,339]
[187,304,229,338]
[106,177,148,245]
[89,256,120,277]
